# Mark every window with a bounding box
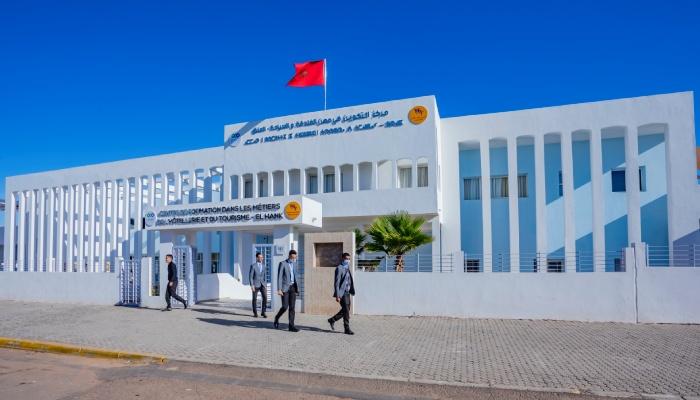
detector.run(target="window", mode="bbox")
[547,259,564,273]
[558,171,563,196]
[258,179,265,197]
[463,177,481,200]
[464,259,481,272]
[611,167,646,192]
[398,167,412,188]
[244,180,253,198]
[417,165,428,187]
[488,175,528,198]
[517,174,528,197]
[307,174,318,194]
[324,173,335,193]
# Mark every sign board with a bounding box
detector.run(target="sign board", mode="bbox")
[143,195,322,231]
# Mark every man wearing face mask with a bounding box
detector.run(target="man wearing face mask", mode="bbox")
[328,252,355,335]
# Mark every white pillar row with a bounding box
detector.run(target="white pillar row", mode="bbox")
[534,134,548,272]
[479,139,492,271]
[27,190,36,271]
[283,169,290,196]
[66,185,75,271]
[135,177,144,260]
[353,164,360,191]
[122,178,131,259]
[47,189,55,272]
[6,192,17,271]
[88,183,96,272]
[56,187,65,272]
[77,184,86,271]
[111,180,119,267]
[162,172,169,206]
[99,182,108,272]
[334,165,341,192]
[506,136,520,273]
[589,129,606,271]
[561,132,576,273]
[174,171,182,204]
[252,172,259,198]
[624,126,642,245]
[37,189,46,271]
[17,191,26,271]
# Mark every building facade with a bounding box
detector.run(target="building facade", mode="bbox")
[2,92,699,321]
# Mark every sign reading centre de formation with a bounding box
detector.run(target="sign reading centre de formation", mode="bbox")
[143,196,322,231]
[223,96,435,149]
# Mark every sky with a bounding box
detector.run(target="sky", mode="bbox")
[1,0,699,223]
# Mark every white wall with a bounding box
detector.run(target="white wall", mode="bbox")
[196,273,250,301]
[0,272,118,305]
[637,267,700,324]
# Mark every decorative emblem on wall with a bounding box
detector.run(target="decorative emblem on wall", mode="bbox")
[284,201,302,220]
[408,105,428,125]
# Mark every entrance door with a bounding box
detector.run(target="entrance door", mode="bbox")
[118,259,141,306]
[173,245,197,306]
[252,244,273,311]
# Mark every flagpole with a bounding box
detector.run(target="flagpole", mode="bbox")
[323,58,327,110]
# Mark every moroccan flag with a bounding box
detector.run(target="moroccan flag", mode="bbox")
[287,59,325,87]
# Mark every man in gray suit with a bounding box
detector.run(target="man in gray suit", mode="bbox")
[328,252,355,335]
[249,252,267,318]
[274,249,299,332]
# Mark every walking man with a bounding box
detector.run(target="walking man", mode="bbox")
[328,252,355,335]
[249,252,267,318]
[274,250,299,332]
[165,254,187,311]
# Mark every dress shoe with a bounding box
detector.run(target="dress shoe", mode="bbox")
[289,326,299,332]
[273,319,279,329]
[344,328,354,335]
[328,318,335,331]
[261,313,267,318]
[166,307,172,311]
[253,313,258,318]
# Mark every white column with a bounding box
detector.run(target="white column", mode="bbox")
[122,178,131,259]
[480,139,492,271]
[99,182,108,272]
[283,170,290,196]
[148,175,156,207]
[353,164,360,191]
[300,169,306,195]
[146,175,156,260]
[111,180,119,267]
[17,191,26,271]
[252,172,259,198]
[266,172,273,198]
[88,183,96,272]
[6,192,16,271]
[189,170,197,203]
[590,129,605,271]
[561,132,576,273]
[67,185,75,271]
[135,177,144,260]
[174,171,182,204]
[411,162,418,188]
[56,187,65,272]
[625,126,642,245]
[202,232,211,274]
[77,184,86,271]
[162,172,170,206]
[334,165,341,192]
[534,134,548,271]
[507,136,520,273]
[37,189,46,271]
[27,190,36,271]
[47,189,55,272]
[390,160,397,189]
[372,162,378,190]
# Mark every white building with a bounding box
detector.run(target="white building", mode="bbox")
[2,92,699,323]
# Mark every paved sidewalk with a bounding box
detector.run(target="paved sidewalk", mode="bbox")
[1,300,699,398]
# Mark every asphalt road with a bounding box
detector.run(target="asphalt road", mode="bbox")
[0,348,634,400]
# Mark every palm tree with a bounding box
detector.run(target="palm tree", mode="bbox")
[353,228,368,256]
[364,211,433,271]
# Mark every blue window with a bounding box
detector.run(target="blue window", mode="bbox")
[611,167,646,192]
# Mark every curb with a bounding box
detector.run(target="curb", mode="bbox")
[0,337,167,363]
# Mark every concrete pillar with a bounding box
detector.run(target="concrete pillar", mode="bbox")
[224,173,232,201]
[37,188,46,271]
[135,177,143,260]
[122,178,131,259]
[203,168,212,202]
[88,183,96,272]
[590,129,606,271]
[534,134,548,272]
[57,187,65,272]
[47,189,55,272]
[625,126,642,245]
[27,190,36,271]
[67,185,75,271]
[5,192,16,271]
[283,170,290,196]
[174,171,182,204]
[111,181,119,268]
[411,161,418,189]
[238,174,245,199]
[507,136,520,273]
[146,176,156,261]
[390,160,397,189]
[561,132,576,273]
[267,171,273,198]
[148,175,156,208]
[300,169,306,195]
[17,191,26,271]
[353,164,360,191]
[334,165,341,192]
[99,182,107,272]
[252,172,259,198]
[372,161,378,190]
[189,170,197,203]
[77,184,85,271]
[479,139,492,271]
[162,172,170,206]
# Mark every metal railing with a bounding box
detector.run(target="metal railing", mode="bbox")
[463,249,626,273]
[357,253,454,272]
[647,245,699,267]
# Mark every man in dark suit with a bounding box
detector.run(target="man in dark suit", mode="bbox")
[165,254,187,311]
[328,252,355,335]
[274,249,299,332]
[249,252,267,318]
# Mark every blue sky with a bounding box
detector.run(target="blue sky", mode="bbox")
[1,0,699,215]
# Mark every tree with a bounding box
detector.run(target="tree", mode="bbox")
[353,228,368,256]
[364,211,433,271]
